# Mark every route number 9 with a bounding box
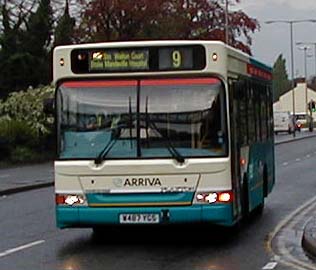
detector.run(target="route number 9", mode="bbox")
[172,50,182,68]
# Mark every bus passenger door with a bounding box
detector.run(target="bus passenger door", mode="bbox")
[229,79,243,219]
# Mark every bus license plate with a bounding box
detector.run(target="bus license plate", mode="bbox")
[119,213,160,224]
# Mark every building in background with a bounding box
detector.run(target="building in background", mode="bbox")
[273,79,316,118]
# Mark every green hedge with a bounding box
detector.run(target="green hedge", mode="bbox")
[0,85,55,163]
[0,85,54,135]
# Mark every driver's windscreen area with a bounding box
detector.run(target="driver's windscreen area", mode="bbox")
[139,78,227,158]
[56,78,227,159]
[57,81,138,159]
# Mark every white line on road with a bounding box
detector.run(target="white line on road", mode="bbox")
[306,154,311,158]
[0,240,45,258]
[282,162,288,166]
[262,262,278,270]
[0,174,10,178]
[296,158,301,162]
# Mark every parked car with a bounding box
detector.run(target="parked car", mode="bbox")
[292,112,313,131]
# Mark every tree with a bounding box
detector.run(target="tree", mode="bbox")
[23,0,52,54]
[75,0,259,54]
[0,1,30,96]
[0,1,38,57]
[0,0,53,96]
[21,0,53,85]
[54,0,75,46]
[0,0,259,96]
[272,54,291,102]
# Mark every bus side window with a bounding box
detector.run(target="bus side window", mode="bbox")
[239,81,248,146]
[261,88,268,140]
[267,86,274,139]
[247,84,256,143]
[232,79,248,146]
[254,85,261,141]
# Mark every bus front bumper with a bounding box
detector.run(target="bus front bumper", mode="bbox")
[56,204,234,228]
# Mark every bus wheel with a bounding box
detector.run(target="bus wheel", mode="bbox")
[241,174,249,219]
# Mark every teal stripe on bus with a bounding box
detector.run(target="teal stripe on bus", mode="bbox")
[56,203,235,228]
[86,192,195,206]
[250,58,272,72]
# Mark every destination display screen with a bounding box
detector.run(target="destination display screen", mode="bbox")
[90,49,149,71]
[158,47,193,70]
[71,45,205,74]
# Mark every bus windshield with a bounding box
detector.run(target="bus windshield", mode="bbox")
[56,78,228,160]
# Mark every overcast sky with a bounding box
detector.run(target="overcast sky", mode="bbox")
[236,0,316,79]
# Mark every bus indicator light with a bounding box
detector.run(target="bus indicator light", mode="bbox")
[56,194,65,205]
[59,58,65,66]
[218,192,232,203]
[212,53,218,62]
[56,194,86,206]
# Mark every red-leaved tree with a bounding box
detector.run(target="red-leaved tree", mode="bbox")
[75,0,259,54]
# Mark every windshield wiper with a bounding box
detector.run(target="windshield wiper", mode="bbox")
[145,97,185,164]
[95,97,134,165]
[95,97,185,164]
[94,127,120,165]
[148,120,185,164]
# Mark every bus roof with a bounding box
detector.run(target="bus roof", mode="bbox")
[53,40,272,83]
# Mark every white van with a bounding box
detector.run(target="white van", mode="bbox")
[274,111,294,134]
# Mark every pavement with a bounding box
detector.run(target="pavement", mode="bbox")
[2,131,316,262]
[302,217,316,260]
[0,161,54,196]
[274,129,316,144]
[256,130,316,262]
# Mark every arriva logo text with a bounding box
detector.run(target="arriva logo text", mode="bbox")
[124,178,162,187]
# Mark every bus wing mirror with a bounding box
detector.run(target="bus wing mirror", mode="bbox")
[43,98,55,115]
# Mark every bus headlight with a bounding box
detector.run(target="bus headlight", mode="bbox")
[196,192,217,203]
[195,191,233,204]
[56,194,87,206]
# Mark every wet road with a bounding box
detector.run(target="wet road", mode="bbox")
[1,137,316,270]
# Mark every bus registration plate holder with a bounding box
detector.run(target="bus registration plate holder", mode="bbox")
[119,213,160,224]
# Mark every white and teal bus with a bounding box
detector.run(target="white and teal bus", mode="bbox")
[53,40,274,230]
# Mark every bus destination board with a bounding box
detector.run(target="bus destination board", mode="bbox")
[90,49,149,71]
[71,45,205,74]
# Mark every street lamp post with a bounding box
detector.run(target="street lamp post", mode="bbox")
[297,42,316,75]
[265,19,316,137]
[297,45,310,116]
[297,44,314,131]
[297,41,316,131]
